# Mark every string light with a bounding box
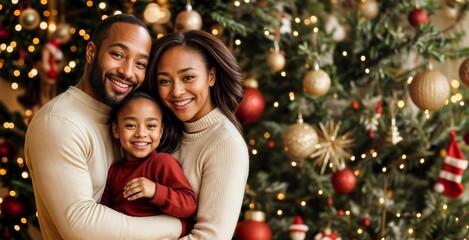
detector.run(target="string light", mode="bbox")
[291,161,297,167]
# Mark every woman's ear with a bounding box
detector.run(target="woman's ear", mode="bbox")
[85,42,96,64]
[111,122,120,139]
[209,67,216,87]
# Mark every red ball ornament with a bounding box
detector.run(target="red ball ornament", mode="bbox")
[1,196,28,220]
[361,217,371,227]
[267,141,275,148]
[0,142,15,159]
[408,8,428,28]
[234,210,272,240]
[326,198,333,207]
[3,228,11,239]
[331,168,356,194]
[236,87,265,124]
[0,23,11,41]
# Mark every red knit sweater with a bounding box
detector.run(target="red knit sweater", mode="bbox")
[101,151,197,236]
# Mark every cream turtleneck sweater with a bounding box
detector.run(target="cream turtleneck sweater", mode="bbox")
[174,108,249,240]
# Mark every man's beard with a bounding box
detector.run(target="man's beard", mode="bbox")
[89,57,133,107]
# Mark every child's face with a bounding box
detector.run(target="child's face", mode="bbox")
[112,98,163,162]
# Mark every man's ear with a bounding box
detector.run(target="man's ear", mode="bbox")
[85,42,96,64]
[111,122,120,139]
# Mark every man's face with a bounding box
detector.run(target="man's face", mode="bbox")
[88,22,151,106]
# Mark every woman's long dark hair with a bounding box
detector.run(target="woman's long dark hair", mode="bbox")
[143,30,244,153]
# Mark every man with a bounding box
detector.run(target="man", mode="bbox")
[25,14,182,239]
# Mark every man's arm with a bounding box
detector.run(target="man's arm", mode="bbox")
[25,116,181,239]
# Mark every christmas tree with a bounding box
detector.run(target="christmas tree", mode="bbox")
[1,0,469,239]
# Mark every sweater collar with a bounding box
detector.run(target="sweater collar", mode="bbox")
[68,86,112,124]
[183,108,224,138]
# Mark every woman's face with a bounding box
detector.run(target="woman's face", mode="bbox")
[156,46,216,122]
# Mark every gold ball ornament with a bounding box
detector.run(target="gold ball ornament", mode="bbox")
[283,121,318,159]
[458,58,469,87]
[266,51,285,72]
[303,66,331,97]
[243,77,259,89]
[359,0,379,20]
[175,3,202,32]
[19,8,40,31]
[409,69,450,111]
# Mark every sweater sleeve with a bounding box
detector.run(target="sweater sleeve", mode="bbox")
[180,134,249,240]
[149,153,197,219]
[25,116,182,240]
[101,164,117,207]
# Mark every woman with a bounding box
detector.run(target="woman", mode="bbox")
[144,30,249,239]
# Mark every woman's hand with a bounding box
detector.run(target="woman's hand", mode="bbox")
[123,177,156,200]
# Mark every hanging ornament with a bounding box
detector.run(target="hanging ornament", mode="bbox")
[387,118,403,145]
[243,77,259,89]
[0,141,15,159]
[434,130,468,198]
[325,15,346,42]
[174,1,202,32]
[409,67,450,111]
[288,215,309,240]
[310,121,354,174]
[1,196,29,220]
[331,168,356,194]
[19,7,40,31]
[359,0,379,20]
[303,62,331,97]
[359,96,382,138]
[386,99,403,145]
[458,58,469,87]
[444,4,459,20]
[283,114,318,159]
[266,49,285,72]
[2,228,11,239]
[236,87,265,125]
[361,215,371,228]
[408,8,428,28]
[314,228,342,240]
[143,3,161,24]
[156,7,171,24]
[234,210,272,240]
[0,22,11,41]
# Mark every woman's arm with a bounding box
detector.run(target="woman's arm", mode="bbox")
[181,134,249,240]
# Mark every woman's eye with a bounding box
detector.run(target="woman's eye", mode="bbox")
[183,75,194,81]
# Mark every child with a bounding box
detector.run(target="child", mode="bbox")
[101,92,196,237]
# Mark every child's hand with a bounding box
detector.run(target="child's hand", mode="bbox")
[123,177,156,200]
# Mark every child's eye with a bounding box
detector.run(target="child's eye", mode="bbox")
[158,79,170,85]
[147,125,157,129]
[125,124,136,129]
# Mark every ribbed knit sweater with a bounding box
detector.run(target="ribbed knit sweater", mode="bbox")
[25,86,182,240]
[173,108,250,240]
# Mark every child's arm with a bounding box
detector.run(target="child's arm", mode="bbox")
[123,153,197,219]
